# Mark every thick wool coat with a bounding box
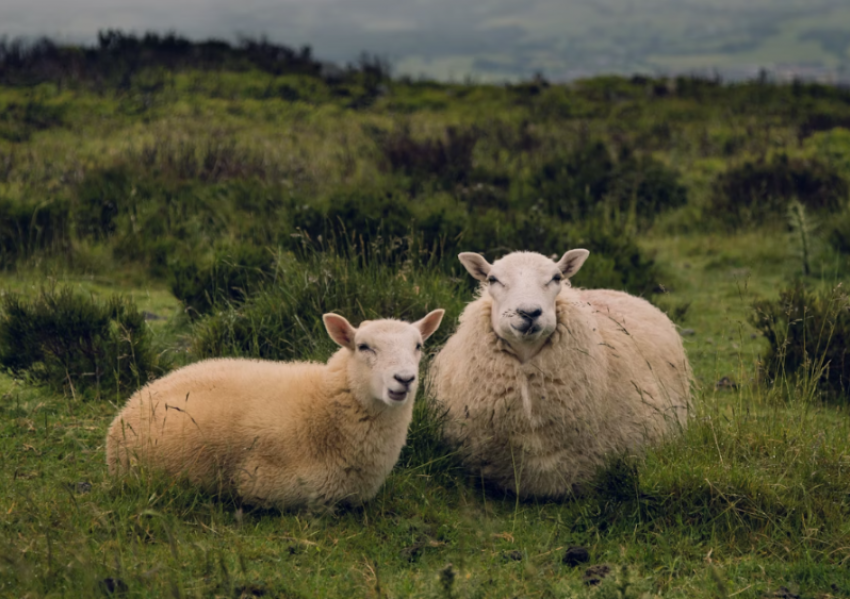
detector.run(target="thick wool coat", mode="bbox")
[106,350,413,510]
[429,287,691,498]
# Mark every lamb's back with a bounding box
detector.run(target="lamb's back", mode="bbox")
[106,358,324,484]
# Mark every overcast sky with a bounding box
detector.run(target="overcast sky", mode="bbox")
[2,0,847,80]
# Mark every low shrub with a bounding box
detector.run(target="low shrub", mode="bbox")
[528,141,687,226]
[710,154,848,227]
[0,195,70,265]
[0,287,163,398]
[169,244,277,317]
[798,110,850,140]
[73,167,296,276]
[828,208,850,255]
[73,166,131,240]
[461,209,661,295]
[306,187,415,243]
[750,282,850,397]
[0,100,65,142]
[191,252,470,362]
[565,218,662,294]
[378,124,480,188]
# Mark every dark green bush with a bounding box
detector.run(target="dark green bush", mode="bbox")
[566,218,662,294]
[307,188,414,242]
[750,282,850,397]
[73,166,131,239]
[828,209,850,255]
[73,167,297,276]
[0,195,70,265]
[191,252,470,362]
[0,100,65,142]
[711,155,848,227]
[378,125,480,188]
[0,287,163,398]
[528,141,687,226]
[459,209,661,295]
[798,110,850,140]
[169,244,277,317]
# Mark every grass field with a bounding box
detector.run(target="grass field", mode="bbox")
[1,38,850,597]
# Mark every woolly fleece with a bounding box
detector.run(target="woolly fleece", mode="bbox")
[429,287,691,498]
[105,316,439,511]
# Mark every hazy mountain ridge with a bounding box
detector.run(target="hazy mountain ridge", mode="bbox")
[1,0,849,80]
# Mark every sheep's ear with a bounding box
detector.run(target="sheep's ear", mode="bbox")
[323,313,357,350]
[458,253,491,282]
[557,249,590,279]
[414,309,445,342]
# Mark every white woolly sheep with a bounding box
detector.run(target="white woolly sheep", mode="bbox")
[106,310,445,511]
[428,250,691,499]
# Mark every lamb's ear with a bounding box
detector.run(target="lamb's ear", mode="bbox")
[557,249,590,279]
[323,313,357,350]
[414,309,445,343]
[458,253,491,282]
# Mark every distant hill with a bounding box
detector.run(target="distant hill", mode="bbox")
[2,0,849,81]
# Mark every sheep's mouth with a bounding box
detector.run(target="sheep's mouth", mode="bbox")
[511,322,540,336]
[387,389,409,402]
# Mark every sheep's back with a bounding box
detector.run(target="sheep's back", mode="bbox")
[106,358,323,491]
[578,288,691,436]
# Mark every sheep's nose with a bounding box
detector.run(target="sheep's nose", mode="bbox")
[394,373,416,387]
[517,305,543,321]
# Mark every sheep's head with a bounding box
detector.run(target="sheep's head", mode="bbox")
[323,310,445,408]
[459,250,589,362]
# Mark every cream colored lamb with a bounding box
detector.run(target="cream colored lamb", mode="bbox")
[106,310,444,511]
[429,250,691,499]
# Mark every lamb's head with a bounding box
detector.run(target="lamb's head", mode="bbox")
[458,250,589,362]
[323,310,445,407]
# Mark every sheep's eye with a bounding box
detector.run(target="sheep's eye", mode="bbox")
[487,276,501,285]
[357,344,372,352]
[551,274,563,284]
[415,343,422,351]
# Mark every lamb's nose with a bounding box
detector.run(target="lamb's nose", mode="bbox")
[517,305,543,320]
[394,373,416,387]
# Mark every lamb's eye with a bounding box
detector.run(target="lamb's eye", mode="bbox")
[357,344,372,352]
[551,274,563,284]
[415,343,422,351]
[487,276,501,285]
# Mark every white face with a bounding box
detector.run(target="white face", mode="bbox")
[323,310,444,407]
[459,250,589,353]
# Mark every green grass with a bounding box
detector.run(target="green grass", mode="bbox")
[2,230,849,598]
[1,61,850,597]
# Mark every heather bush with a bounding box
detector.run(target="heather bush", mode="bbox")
[0,99,65,142]
[711,155,848,227]
[0,195,70,266]
[377,124,480,188]
[73,167,298,275]
[751,282,850,397]
[828,208,850,255]
[191,252,469,362]
[528,141,688,226]
[169,243,277,317]
[0,287,163,398]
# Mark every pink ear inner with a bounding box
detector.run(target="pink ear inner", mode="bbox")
[323,314,356,349]
[415,309,445,342]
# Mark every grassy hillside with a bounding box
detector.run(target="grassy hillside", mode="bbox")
[1,37,850,597]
